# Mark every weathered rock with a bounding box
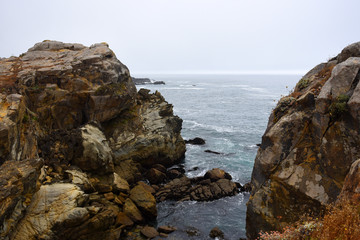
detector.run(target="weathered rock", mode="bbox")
[129,184,157,219]
[156,170,239,202]
[115,212,134,227]
[123,198,144,223]
[11,183,90,240]
[0,40,187,239]
[140,226,159,239]
[246,42,360,239]
[204,168,232,182]
[209,227,224,239]
[113,173,130,193]
[185,137,206,145]
[114,159,142,185]
[147,168,167,184]
[158,225,177,234]
[0,159,43,238]
[73,123,114,174]
[339,159,360,203]
[106,89,186,168]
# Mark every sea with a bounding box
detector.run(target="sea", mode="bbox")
[134,74,301,240]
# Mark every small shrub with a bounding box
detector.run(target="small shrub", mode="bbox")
[328,94,350,120]
[311,200,360,240]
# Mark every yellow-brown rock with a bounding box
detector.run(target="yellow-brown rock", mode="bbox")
[130,184,157,219]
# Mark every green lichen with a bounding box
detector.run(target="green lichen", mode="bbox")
[94,83,127,96]
[273,97,296,123]
[329,94,350,120]
[296,78,311,90]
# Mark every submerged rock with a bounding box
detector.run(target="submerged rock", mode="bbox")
[246,41,360,239]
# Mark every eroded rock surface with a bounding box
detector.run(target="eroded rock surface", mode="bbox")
[0,40,186,239]
[246,42,360,239]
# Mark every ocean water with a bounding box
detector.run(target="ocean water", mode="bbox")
[134,74,300,239]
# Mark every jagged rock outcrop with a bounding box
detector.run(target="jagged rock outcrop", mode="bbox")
[155,169,242,202]
[0,40,185,239]
[246,42,360,239]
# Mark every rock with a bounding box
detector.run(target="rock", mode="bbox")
[108,90,185,168]
[123,198,144,223]
[339,159,360,203]
[156,170,238,202]
[209,227,224,239]
[147,168,167,184]
[131,77,152,85]
[152,163,167,173]
[140,226,159,239]
[246,41,360,239]
[73,123,114,174]
[104,192,115,201]
[11,183,90,240]
[0,40,187,239]
[153,81,165,85]
[131,77,165,85]
[0,159,43,238]
[158,225,177,234]
[204,168,232,182]
[167,168,183,179]
[115,212,134,227]
[185,137,206,145]
[114,160,142,185]
[137,181,156,194]
[113,173,130,193]
[337,41,360,63]
[129,184,157,219]
[204,149,222,155]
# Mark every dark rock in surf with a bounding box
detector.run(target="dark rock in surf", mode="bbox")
[155,169,239,202]
[209,227,224,239]
[204,149,223,155]
[153,81,165,85]
[185,137,206,145]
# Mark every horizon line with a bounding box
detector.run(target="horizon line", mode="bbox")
[131,70,307,76]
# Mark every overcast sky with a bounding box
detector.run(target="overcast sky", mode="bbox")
[1,0,360,75]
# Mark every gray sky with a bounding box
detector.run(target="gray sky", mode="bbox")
[1,0,360,75]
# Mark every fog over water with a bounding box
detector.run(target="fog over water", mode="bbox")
[1,0,360,74]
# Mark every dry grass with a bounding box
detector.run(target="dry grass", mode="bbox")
[311,200,360,240]
[258,199,360,240]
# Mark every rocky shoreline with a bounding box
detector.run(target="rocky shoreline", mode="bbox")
[0,41,246,240]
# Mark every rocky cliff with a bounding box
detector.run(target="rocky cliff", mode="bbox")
[0,41,186,239]
[246,42,360,239]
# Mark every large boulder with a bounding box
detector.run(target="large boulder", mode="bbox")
[246,42,360,239]
[129,185,157,219]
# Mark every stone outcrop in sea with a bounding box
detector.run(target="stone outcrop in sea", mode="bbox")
[0,40,185,239]
[246,42,360,239]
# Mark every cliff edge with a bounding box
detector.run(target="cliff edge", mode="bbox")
[0,41,185,239]
[246,42,360,239]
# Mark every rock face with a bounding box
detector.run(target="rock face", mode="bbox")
[246,42,360,239]
[0,41,185,239]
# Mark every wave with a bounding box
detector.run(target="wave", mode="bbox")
[161,87,205,90]
[184,120,237,133]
